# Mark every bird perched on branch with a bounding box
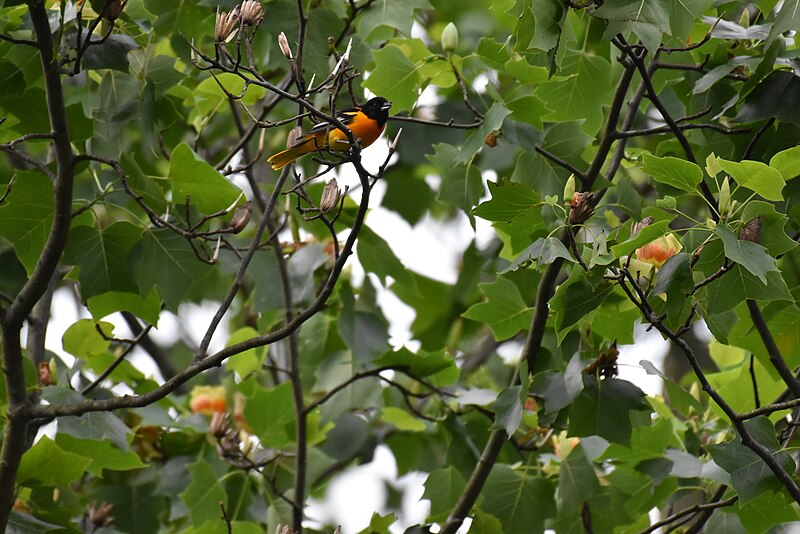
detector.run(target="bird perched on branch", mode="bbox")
[267,97,392,170]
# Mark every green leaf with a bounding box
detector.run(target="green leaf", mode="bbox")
[0,170,53,274]
[179,460,227,526]
[735,491,800,532]
[550,269,614,336]
[502,237,573,273]
[610,219,671,258]
[55,434,146,475]
[704,265,792,315]
[381,406,426,432]
[64,221,142,299]
[130,229,213,310]
[168,142,243,215]
[17,436,92,487]
[536,52,613,135]
[734,72,800,126]
[244,382,296,448]
[226,327,266,379]
[715,225,778,285]
[557,445,602,525]
[42,387,132,450]
[568,377,652,446]
[717,158,785,201]
[62,318,113,358]
[594,0,670,53]
[473,180,539,222]
[357,512,397,534]
[357,226,417,291]
[769,145,800,181]
[364,44,421,112]
[462,277,533,340]
[669,0,714,40]
[506,95,549,130]
[740,201,797,257]
[708,416,795,504]
[481,465,555,534]
[529,0,567,53]
[642,154,703,192]
[492,386,523,435]
[458,104,511,163]
[356,0,431,40]
[424,467,467,522]
[86,289,162,326]
[372,347,456,378]
[428,144,484,220]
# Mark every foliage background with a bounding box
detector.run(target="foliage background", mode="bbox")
[2,0,800,532]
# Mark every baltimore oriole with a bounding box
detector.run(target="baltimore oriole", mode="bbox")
[267,96,392,170]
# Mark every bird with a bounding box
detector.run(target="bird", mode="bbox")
[267,96,392,170]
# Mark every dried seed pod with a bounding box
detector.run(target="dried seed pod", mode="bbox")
[215,6,240,43]
[740,215,762,243]
[320,178,342,213]
[630,216,654,236]
[568,191,594,226]
[240,0,264,26]
[229,201,252,233]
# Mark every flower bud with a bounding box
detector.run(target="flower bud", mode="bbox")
[105,0,127,21]
[240,0,264,26]
[635,233,682,268]
[568,191,594,226]
[441,22,458,52]
[563,174,576,203]
[320,178,342,213]
[718,177,731,216]
[189,385,227,415]
[630,216,654,236]
[229,201,252,233]
[215,7,240,43]
[740,216,762,243]
[278,31,293,59]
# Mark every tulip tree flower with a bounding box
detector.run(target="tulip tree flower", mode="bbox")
[635,233,682,268]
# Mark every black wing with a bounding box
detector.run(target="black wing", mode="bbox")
[305,108,361,136]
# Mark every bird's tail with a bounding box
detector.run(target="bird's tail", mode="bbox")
[267,136,315,170]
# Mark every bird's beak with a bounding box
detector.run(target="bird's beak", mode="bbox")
[382,101,393,111]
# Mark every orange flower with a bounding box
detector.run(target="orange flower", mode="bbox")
[189,386,227,415]
[635,234,682,268]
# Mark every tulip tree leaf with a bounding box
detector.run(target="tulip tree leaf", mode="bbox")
[715,225,779,285]
[568,377,652,446]
[0,170,53,274]
[130,229,213,310]
[642,154,703,192]
[717,158,785,202]
[481,465,555,533]
[179,460,227,525]
[168,142,243,215]
[17,436,92,487]
[709,416,795,505]
[769,146,800,181]
[424,467,467,522]
[473,180,539,222]
[462,277,533,340]
[64,221,143,299]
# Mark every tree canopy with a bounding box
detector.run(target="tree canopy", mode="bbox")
[2,0,800,532]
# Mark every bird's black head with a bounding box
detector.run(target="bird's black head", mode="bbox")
[361,96,392,127]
